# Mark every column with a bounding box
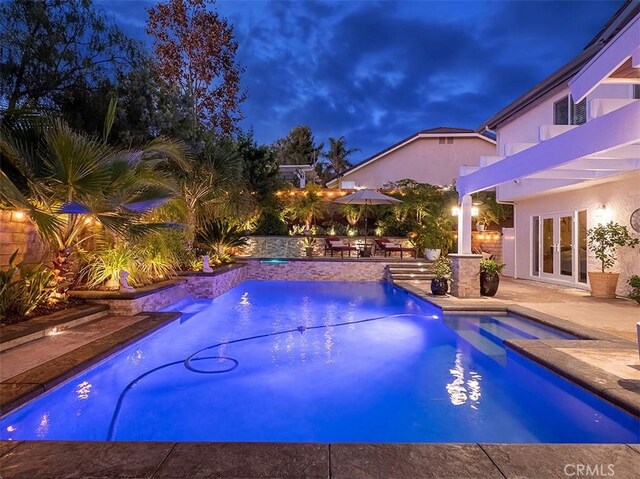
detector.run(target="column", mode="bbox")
[457,194,472,254]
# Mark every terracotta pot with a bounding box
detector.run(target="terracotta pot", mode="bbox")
[480,272,500,297]
[588,272,619,299]
[430,278,448,295]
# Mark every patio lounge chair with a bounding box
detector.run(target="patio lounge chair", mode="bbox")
[324,236,358,258]
[374,238,415,258]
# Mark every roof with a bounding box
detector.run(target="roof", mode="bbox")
[480,0,640,130]
[326,127,495,186]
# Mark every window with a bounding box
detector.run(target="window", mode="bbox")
[633,84,640,99]
[438,137,454,144]
[553,95,586,125]
[447,137,454,144]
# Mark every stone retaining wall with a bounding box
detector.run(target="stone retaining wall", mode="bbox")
[244,259,392,282]
[0,210,48,268]
[240,236,410,258]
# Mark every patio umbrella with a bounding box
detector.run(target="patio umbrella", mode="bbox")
[333,189,402,251]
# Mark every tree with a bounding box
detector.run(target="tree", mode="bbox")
[272,125,323,166]
[147,0,246,134]
[323,136,357,176]
[0,102,188,296]
[0,0,138,110]
[236,130,280,203]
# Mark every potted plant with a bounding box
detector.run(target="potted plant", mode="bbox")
[430,256,451,295]
[479,259,504,297]
[475,208,498,232]
[627,275,640,304]
[415,215,455,260]
[587,221,639,298]
[302,236,316,257]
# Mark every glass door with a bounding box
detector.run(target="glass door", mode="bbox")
[538,213,575,281]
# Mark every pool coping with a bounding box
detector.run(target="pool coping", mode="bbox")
[0,304,109,352]
[0,311,181,416]
[395,281,640,418]
[0,441,638,478]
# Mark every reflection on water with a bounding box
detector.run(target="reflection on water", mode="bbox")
[36,414,49,438]
[446,351,482,409]
[127,349,144,366]
[76,381,92,400]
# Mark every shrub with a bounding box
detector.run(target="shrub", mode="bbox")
[628,275,640,303]
[254,211,288,235]
[0,251,54,320]
[479,259,504,278]
[196,219,249,258]
[432,256,452,279]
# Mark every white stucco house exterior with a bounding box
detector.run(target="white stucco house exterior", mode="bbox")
[456,2,640,296]
[326,127,496,189]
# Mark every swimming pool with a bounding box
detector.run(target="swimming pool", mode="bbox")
[1,281,638,442]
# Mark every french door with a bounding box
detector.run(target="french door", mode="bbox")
[532,211,586,284]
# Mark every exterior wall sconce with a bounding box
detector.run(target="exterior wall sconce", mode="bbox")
[452,206,479,216]
[594,205,607,224]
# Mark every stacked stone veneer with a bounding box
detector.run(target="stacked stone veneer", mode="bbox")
[79,259,406,315]
[471,231,502,263]
[449,254,482,298]
[243,259,391,282]
[0,210,48,268]
[240,236,410,258]
[181,265,247,297]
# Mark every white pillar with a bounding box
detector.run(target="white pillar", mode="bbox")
[457,194,472,254]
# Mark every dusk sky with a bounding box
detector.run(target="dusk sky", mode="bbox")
[102,0,623,163]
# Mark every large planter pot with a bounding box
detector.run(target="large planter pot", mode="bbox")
[424,249,441,261]
[480,272,500,297]
[476,223,486,232]
[430,278,448,295]
[588,272,619,299]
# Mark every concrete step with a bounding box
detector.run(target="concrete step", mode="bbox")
[385,262,434,269]
[391,273,436,281]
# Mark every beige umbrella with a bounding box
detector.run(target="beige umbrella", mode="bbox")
[333,189,402,252]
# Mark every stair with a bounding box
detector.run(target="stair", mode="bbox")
[386,261,435,283]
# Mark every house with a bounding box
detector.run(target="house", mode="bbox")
[278,164,315,188]
[326,127,496,189]
[455,1,640,296]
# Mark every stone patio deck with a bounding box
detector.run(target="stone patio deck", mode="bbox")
[0,274,639,478]
[0,441,639,479]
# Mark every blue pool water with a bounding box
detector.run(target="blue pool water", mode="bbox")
[1,281,638,443]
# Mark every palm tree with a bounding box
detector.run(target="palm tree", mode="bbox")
[285,184,325,229]
[0,100,188,296]
[322,136,358,178]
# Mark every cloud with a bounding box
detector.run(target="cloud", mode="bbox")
[101,0,624,162]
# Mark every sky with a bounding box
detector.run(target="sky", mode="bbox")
[101,0,624,163]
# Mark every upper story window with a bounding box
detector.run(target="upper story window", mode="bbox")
[439,137,454,144]
[633,84,640,99]
[553,95,586,125]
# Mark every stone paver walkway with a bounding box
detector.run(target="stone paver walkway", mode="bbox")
[0,441,639,479]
